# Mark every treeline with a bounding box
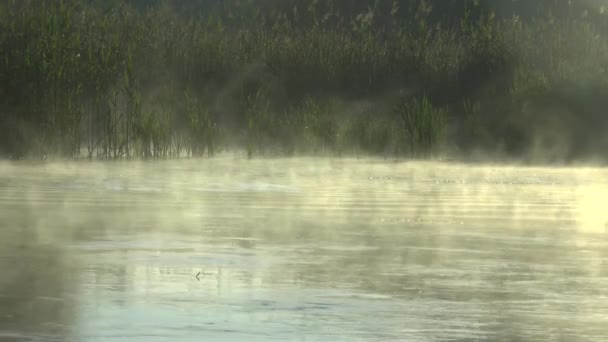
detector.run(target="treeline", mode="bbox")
[1,0,608,162]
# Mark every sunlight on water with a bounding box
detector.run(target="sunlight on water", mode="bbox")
[575,184,608,234]
[1,157,607,341]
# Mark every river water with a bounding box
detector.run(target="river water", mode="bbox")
[1,157,607,341]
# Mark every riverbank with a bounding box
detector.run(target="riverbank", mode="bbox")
[2,1,608,163]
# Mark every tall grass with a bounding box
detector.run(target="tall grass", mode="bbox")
[1,1,608,161]
[396,97,446,157]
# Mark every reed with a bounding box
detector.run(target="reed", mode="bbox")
[396,96,446,157]
[1,1,607,161]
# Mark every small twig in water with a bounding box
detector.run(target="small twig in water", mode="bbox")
[196,272,201,281]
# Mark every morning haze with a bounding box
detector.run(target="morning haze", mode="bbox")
[1,1,608,341]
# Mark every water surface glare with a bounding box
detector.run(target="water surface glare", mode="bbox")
[1,158,608,341]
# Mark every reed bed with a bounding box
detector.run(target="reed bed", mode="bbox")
[1,1,608,162]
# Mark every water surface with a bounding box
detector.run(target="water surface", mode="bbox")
[1,157,607,341]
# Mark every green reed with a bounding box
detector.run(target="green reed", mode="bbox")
[1,1,608,161]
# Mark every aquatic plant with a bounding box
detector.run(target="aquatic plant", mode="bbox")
[1,0,608,162]
[396,96,446,157]
[185,90,215,158]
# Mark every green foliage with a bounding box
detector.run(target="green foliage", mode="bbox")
[1,0,607,162]
[243,91,272,158]
[185,90,215,157]
[396,96,446,157]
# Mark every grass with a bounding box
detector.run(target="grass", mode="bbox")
[396,96,447,158]
[1,1,608,163]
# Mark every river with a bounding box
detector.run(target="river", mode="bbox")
[1,157,607,341]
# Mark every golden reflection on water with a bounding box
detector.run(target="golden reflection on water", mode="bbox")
[0,157,607,341]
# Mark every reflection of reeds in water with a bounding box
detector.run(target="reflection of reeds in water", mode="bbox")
[0,216,76,338]
[1,1,608,161]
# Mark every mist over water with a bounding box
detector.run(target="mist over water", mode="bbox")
[1,157,608,341]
